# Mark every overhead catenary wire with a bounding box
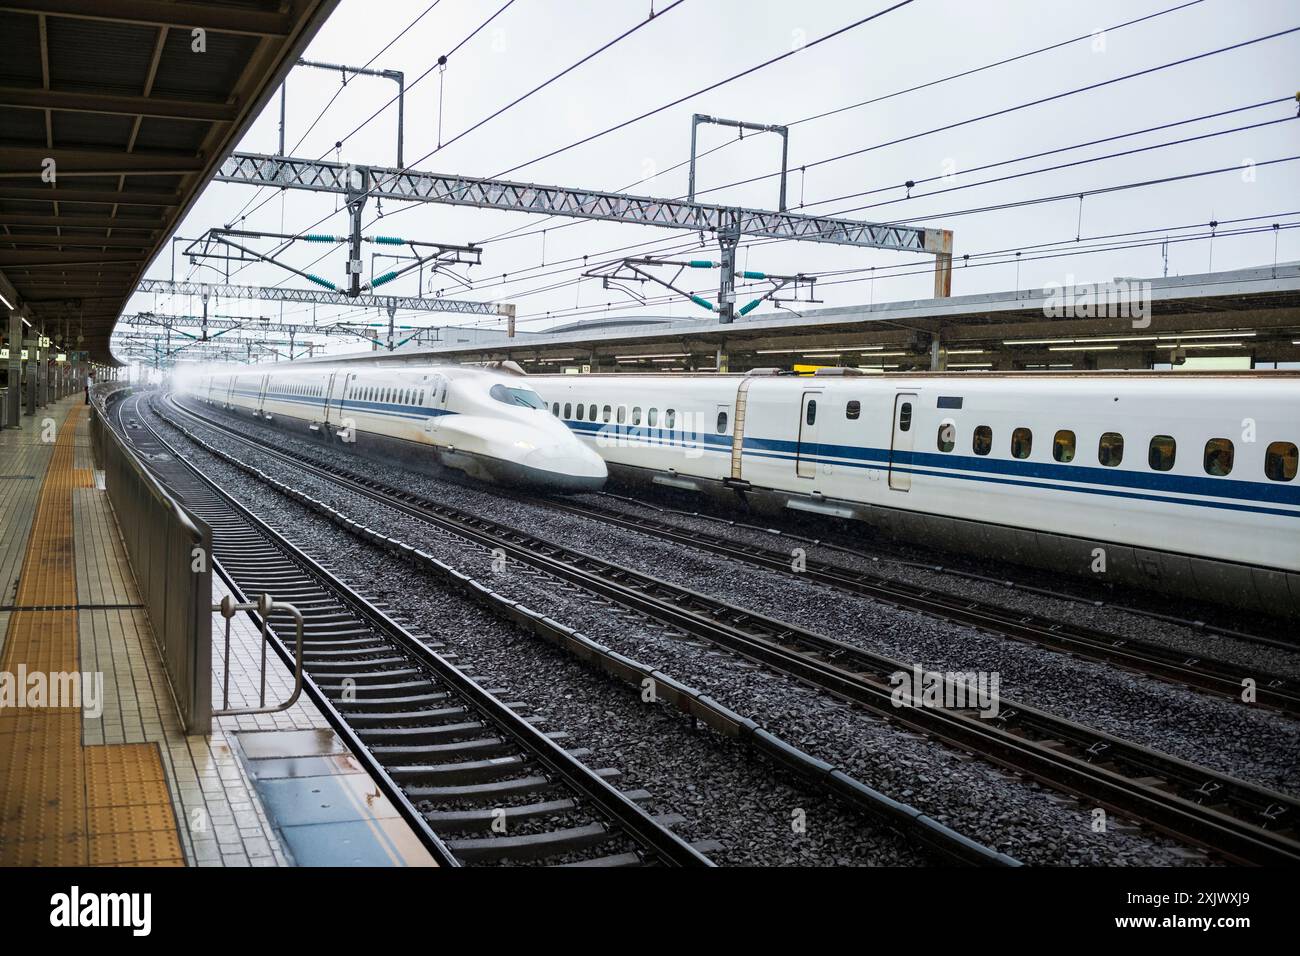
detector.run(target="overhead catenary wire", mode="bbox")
[240,0,687,292]
[421,104,1296,308]
[472,155,1300,314]
[260,5,1272,296]
[152,6,1299,352]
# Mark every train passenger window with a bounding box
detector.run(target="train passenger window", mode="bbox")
[666,409,676,429]
[552,402,560,416]
[603,405,612,423]
[576,404,585,421]
[588,404,597,421]
[898,402,911,431]
[1098,432,1124,467]
[564,402,572,418]
[846,400,861,420]
[937,423,955,452]
[1148,435,1176,471]
[972,425,992,455]
[717,411,728,433]
[1011,427,1032,459]
[632,406,642,425]
[1053,430,1076,463]
[1203,438,1234,477]
[1265,441,1298,481]
[806,400,817,426]
[648,408,658,427]
[617,406,626,424]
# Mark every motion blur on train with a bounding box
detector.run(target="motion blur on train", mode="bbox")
[177,364,607,492]
[178,362,1300,615]
[527,369,1300,617]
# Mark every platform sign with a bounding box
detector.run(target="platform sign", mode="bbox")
[39,335,51,347]
[56,353,67,363]
[1,348,29,360]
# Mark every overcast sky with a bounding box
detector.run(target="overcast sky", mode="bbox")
[126,0,1300,356]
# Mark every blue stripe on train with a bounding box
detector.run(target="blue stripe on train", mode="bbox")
[560,418,1299,518]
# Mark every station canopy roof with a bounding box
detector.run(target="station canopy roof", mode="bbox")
[0,0,339,362]
[303,263,1300,372]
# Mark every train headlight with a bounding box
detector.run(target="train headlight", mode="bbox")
[513,440,537,452]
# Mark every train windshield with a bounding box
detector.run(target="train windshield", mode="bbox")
[489,384,547,409]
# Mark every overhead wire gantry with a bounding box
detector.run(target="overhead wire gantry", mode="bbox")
[215,151,955,323]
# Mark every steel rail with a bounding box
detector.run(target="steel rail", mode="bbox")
[112,391,712,867]
[160,395,1300,865]
[528,497,1300,717]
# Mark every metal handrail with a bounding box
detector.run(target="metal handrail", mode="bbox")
[212,592,305,716]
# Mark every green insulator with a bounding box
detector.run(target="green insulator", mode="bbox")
[738,298,763,316]
[740,270,767,280]
[304,234,337,243]
[687,259,717,269]
[689,294,715,312]
[305,273,336,290]
[372,235,405,245]
[371,271,399,287]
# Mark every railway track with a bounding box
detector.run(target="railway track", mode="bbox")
[528,496,1300,716]
[110,391,715,867]
[594,488,1291,651]
[160,393,1300,865]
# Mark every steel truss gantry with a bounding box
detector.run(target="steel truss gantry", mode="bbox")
[136,277,506,316]
[135,277,517,350]
[118,311,390,341]
[216,151,955,322]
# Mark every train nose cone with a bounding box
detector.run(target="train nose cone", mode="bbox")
[523,442,607,493]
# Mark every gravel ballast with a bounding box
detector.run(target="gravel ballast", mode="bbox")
[149,396,1233,865]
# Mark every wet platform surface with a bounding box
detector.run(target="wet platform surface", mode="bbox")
[0,394,437,867]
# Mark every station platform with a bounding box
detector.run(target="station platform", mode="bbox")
[0,396,436,867]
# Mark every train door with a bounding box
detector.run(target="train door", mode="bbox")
[320,372,340,426]
[796,391,822,478]
[256,374,270,415]
[888,392,916,491]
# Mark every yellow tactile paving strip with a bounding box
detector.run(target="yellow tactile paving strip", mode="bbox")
[0,405,184,866]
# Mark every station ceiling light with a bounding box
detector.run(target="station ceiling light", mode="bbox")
[754,345,885,354]
[613,352,688,360]
[1006,330,1256,346]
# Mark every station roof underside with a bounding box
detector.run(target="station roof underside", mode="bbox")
[308,263,1300,371]
[0,0,339,363]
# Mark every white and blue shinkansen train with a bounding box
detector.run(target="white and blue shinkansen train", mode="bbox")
[179,363,1299,614]
[179,364,606,492]
[528,370,1300,615]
